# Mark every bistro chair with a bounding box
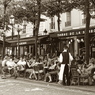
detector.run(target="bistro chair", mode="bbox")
[70,67,80,85]
[37,63,44,80]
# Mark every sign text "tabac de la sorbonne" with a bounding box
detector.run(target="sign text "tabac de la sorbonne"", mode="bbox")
[57,29,95,37]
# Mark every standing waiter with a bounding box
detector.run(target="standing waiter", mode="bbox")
[58,45,73,85]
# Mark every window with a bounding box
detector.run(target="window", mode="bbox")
[50,17,55,29]
[82,14,86,24]
[66,12,71,22]
[23,25,26,33]
[65,12,71,27]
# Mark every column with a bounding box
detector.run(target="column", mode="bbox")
[74,36,78,56]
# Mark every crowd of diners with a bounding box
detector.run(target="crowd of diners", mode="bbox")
[71,54,95,85]
[1,53,95,85]
[1,53,60,82]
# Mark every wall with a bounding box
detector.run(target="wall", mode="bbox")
[53,9,95,32]
[6,14,51,38]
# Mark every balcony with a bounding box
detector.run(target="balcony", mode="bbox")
[65,21,71,27]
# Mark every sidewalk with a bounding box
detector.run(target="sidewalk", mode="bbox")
[0,74,95,92]
[16,77,95,93]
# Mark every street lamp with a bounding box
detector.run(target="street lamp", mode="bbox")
[23,17,27,33]
[10,15,14,39]
[17,24,22,58]
[10,15,14,55]
[1,32,5,59]
[43,29,47,35]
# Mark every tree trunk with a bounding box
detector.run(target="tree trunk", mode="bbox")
[57,13,60,32]
[2,4,7,59]
[35,0,41,61]
[85,0,91,64]
[4,5,6,28]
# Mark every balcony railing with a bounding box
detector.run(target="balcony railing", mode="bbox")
[65,21,71,27]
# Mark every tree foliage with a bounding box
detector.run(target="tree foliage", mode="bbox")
[0,0,12,29]
[64,0,95,64]
[6,0,45,24]
[66,0,95,17]
[42,0,77,31]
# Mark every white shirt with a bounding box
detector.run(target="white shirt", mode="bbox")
[6,61,16,67]
[2,59,7,67]
[17,60,26,66]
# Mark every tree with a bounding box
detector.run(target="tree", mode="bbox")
[0,0,12,58]
[8,0,42,61]
[43,0,76,31]
[0,0,12,29]
[43,0,95,64]
[60,0,95,64]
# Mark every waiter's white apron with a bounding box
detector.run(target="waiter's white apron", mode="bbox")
[59,64,65,81]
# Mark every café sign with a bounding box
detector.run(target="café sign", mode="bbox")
[17,42,27,45]
[56,28,95,37]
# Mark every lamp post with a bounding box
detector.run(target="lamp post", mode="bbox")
[10,15,14,39]
[1,32,5,59]
[10,15,14,55]
[23,17,27,33]
[17,25,22,58]
[43,29,47,35]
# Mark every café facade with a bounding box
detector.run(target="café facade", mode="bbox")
[5,26,95,58]
[49,26,95,57]
[6,35,50,57]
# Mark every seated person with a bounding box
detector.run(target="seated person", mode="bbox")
[6,57,17,77]
[91,68,95,80]
[28,57,38,80]
[25,58,34,78]
[77,58,95,77]
[2,56,17,78]
[70,57,77,68]
[17,57,26,72]
[44,60,60,82]
[1,55,9,79]
[6,57,17,70]
[29,58,44,80]
[43,59,49,74]
[13,56,19,64]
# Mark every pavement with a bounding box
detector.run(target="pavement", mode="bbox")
[1,77,95,95]
[0,74,95,93]
[15,77,95,93]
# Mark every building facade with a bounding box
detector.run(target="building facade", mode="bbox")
[1,9,95,58]
[5,14,51,57]
[49,9,95,57]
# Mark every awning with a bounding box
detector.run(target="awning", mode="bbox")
[7,35,49,46]
[8,38,35,43]
[38,35,50,44]
[0,40,11,46]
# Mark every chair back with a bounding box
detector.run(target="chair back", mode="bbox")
[38,64,43,70]
[71,67,79,77]
[38,64,44,73]
[33,65,39,73]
